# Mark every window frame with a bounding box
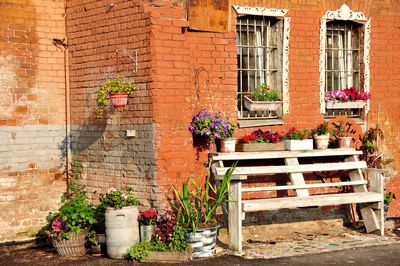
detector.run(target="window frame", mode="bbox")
[319,4,371,117]
[234,6,290,127]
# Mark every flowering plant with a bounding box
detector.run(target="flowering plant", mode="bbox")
[47,158,95,240]
[239,129,283,144]
[99,187,141,209]
[189,110,235,144]
[325,87,371,102]
[251,84,281,101]
[284,127,312,140]
[138,210,158,225]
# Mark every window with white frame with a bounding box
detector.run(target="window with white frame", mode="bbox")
[320,4,370,120]
[234,6,289,127]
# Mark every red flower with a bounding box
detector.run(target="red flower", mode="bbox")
[242,135,250,143]
[249,133,257,141]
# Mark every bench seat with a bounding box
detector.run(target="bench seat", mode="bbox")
[243,192,382,212]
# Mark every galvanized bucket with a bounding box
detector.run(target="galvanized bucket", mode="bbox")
[185,225,219,259]
[105,206,139,259]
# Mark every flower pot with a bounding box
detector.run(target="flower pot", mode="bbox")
[243,95,282,112]
[325,100,365,109]
[140,224,154,242]
[218,138,237,153]
[284,139,313,151]
[337,136,352,148]
[313,133,330,150]
[110,92,128,108]
[236,142,284,152]
[90,233,106,256]
[52,231,87,257]
[184,225,219,259]
[105,206,139,259]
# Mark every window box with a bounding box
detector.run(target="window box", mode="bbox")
[284,139,313,151]
[243,96,283,112]
[236,142,284,152]
[325,101,366,109]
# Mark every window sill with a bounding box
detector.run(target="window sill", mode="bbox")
[238,119,284,128]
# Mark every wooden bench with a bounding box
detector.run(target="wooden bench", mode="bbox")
[209,148,384,252]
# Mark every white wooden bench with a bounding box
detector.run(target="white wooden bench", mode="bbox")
[209,149,384,252]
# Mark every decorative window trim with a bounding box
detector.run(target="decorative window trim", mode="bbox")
[319,4,370,114]
[234,6,290,119]
[233,5,288,17]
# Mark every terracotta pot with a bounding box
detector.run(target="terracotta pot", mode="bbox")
[338,136,352,148]
[313,133,330,150]
[110,92,128,108]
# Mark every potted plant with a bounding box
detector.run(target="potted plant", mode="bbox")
[312,122,332,150]
[283,127,313,151]
[243,84,282,113]
[237,129,284,152]
[99,187,141,259]
[333,120,352,148]
[174,162,236,258]
[95,78,137,118]
[325,87,371,109]
[138,210,157,243]
[47,159,95,257]
[189,109,236,152]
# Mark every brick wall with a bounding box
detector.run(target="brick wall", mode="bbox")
[65,0,400,218]
[66,1,158,206]
[144,0,400,214]
[0,0,66,242]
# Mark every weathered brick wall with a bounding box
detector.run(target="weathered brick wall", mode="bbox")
[66,1,157,206]
[0,0,66,242]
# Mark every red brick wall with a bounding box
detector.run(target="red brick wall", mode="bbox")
[0,0,66,242]
[65,0,400,216]
[144,0,400,213]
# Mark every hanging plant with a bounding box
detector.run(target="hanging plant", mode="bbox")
[95,79,137,118]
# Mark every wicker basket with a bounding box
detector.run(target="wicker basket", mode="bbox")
[52,231,87,257]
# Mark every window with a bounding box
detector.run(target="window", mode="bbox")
[320,4,370,120]
[234,6,289,127]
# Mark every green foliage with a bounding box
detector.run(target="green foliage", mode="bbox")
[98,188,141,209]
[127,225,188,262]
[87,230,98,245]
[47,156,95,240]
[284,127,312,140]
[384,192,395,205]
[360,125,393,168]
[313,122,331,136]
[251,84,281,101]
[127,242,151,262]
[95,79,137,118]
[174,161,236,232]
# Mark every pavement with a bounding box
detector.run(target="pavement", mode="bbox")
[1,219,399,265]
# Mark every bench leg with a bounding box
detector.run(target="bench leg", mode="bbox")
[228,180,242,252]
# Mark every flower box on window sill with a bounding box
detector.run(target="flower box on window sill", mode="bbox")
[236,142,284,152]
[244,96,283,112]
[325,100,366,109]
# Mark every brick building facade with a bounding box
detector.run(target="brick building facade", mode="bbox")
[1,0,400,242]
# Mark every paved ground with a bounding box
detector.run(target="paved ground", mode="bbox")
[1,221,399,266]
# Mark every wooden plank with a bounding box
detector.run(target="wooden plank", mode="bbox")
[368,169,385,236]
[284,158,309,197]
[210,148,362,161]
[228,181,242,252]
[242,192,382,212]
[215,161,367,176]
[241,180,368,192]
[188,0,229,32]
[346,155,380,233]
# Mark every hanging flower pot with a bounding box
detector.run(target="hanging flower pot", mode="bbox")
[110,92,129,108]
